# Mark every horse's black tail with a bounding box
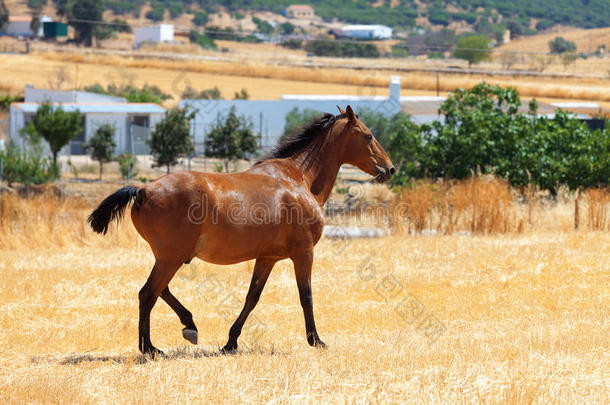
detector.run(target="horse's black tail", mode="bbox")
[88,186,141,235]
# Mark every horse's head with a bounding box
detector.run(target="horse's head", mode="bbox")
[336,105,395,183]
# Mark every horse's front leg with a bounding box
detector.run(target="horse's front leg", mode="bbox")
[291,250,326,348]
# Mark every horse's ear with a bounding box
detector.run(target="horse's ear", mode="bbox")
[346,105,356,122]
[336,105,345,114]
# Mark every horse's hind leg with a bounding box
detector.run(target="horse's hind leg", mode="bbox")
[139,260,182,357]
[222,258,277,353]
[160,287,198,344]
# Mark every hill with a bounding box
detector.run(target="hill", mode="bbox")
[5,0,609,35]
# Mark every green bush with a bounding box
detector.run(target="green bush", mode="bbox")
[118,153,139,180]
[304,39,380,58]
[549,37,576,54]
[188,30,217,50]
[280,39,302,50]
[0,144,52,186]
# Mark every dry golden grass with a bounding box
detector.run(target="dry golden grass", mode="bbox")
[2,47,610,105]
[497,27,610,55]
[0,179,608,403]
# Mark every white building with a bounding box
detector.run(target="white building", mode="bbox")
[7,15,52,37]
[134,24,174,48]
[341,25,392,40]
[180,77,403,154]
[10,86,165,156]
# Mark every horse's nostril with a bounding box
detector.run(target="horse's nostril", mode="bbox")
[389,167,396,176]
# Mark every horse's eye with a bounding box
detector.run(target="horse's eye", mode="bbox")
[365,134,373,141]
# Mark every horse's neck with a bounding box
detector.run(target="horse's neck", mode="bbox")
[302,150,341,207]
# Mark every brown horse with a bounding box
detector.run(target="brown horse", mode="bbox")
[88,105,394,356]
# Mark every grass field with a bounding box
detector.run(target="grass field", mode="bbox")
[0,180,608,403]
[1,45,610,107]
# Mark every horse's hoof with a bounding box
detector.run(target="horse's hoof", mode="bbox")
[221,343,238,354]
[182,328,198,345]
[142,347,166,359]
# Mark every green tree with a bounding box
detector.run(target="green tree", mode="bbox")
[281,107,321,144]
[84,123,116,179]
[549,37,576,54]
[278,22,295,35]
[192,11,208,27]
[252,17,273,35]
[56,0,105,46]
[148,107,195,174]
[233,88,249,100]
[0,143,51,186]
[453,35,491,68]
[21,101,82,178]
[117,153,139,180]
[0,0,8,33]
[204,106,258,172]
[181,86,222,100]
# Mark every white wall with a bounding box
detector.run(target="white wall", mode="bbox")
[134,25,174,47]
[86,114,129,154]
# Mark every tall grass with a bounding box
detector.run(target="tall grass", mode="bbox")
[0,189,142,250]
[584,188,610,230]
[389,176,590,235]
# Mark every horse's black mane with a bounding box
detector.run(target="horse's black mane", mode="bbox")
[257,113,341,169]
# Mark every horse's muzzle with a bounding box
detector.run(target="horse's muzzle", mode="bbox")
[375,165,396,183]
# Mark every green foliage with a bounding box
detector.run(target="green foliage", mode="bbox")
[252,17,274,35]
[233,88,249,100]
[56,0,105,46]
[0,94,23,110]
[0,143,52,186]
[83,83,171,104]
[168,1,185,18]
[305,39,380,58]
[117,153,139,180]
[20,101,82,178]
[386,83,610,195]
[281,107,321,144]
[192,11,209,26]
[181,86,222,99]
[0,0,8,33]
[188,30,218,50]
[357,108,415,152]
[145,1,165,21]
[428,7,450,26]
[549,37,576,54]
[148,107,196,174]
[84,123,116,179]
[454,35,491,67]
[280,39,302,49]
[278,22,295,35]
[204,106,258,172]
[474,19,506,42]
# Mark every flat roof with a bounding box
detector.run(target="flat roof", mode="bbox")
[12,102,166,114]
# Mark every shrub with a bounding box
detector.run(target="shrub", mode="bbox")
[549,37,576,54]
[118,153,139,180]
[0,143,51,186]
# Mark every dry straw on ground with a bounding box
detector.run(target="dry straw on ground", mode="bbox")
[0,179,608,403]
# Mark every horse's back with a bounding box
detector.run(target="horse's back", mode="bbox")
[131,169,323,264]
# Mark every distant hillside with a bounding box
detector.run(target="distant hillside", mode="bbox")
[96,0,609,30]
[5,0,609,42]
